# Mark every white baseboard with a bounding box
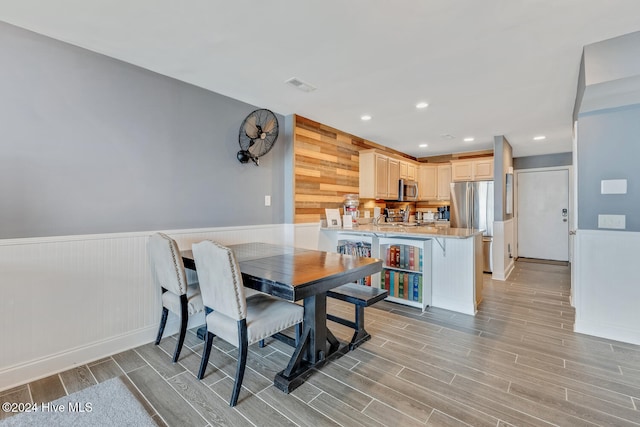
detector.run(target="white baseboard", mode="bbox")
[430,297,476,316]
[575,320,640,346]
[0,326,156,391]
[492,258,515,281]
[0,314,204,391]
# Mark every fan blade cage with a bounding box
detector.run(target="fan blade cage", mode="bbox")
[238,109,279,164]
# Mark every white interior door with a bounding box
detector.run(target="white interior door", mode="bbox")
[517,169,569,261]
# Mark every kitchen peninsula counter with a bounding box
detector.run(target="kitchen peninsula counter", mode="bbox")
[319,225,484,315]
[326,224,483,239]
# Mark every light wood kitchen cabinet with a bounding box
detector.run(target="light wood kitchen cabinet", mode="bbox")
[360,151,400,199]
[472,158,494,180]
[451,158,493,181]
[399,160,417,181]
[418,165,437,200]
[451,160,473,181]
[437,164,452,200]
[388,158,400,199]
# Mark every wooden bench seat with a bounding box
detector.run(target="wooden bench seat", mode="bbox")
[326,283,388,350]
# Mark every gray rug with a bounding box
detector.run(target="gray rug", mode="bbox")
[1,377,157,426]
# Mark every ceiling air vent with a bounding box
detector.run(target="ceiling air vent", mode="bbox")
[285,77,317,93]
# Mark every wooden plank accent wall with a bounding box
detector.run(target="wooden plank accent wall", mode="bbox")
[293,115,406,223]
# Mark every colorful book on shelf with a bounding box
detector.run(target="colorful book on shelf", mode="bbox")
[413,274,419,301]
[394,271,400,297]
[389,270,394,296]
[405,246,410,269]
[404,273,409,299]
[395,246,400,268]
[409,246,414,270]
[418,275,423,302]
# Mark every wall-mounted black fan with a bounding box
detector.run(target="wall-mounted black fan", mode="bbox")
[237,109,279,166]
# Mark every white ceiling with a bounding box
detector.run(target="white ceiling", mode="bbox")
[2,0,640,158]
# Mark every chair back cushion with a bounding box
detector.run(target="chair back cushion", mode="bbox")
[148,233,188,295]
[192,240,247,321]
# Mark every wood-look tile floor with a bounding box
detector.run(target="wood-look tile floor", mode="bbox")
[3,261,640,426]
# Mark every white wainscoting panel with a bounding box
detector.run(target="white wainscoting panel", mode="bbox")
[492,220,515,281]
[0,224,288,390]
[573,229,640,345]
[431,237,477,315]
[293,222,321,249]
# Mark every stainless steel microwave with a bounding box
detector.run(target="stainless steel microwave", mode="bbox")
[398,179,418,201]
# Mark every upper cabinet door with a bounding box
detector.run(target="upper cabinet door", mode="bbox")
[451,161,473,181]
[399,161,408,180]
[473,159,494,180]
[437,164,451,200]
[375,154,389,198]
[406,163,417,181]
[418,165,437,200]
[451,158,494,181]
[387,158,400,199]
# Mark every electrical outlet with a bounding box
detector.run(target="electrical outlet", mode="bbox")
[598,214,625,229]
[264,195,271,206]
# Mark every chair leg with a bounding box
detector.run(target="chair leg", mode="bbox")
[173,294,189,363]
[197,331,214,380]
[230,319,248,407]
[155,307,169,345]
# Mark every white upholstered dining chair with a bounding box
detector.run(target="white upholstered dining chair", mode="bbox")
[148,232,204,363]
[192,240,304,407]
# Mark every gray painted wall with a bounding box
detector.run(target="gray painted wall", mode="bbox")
[577,103,640,232]
[0,22,286,239]
[513,152,572,170]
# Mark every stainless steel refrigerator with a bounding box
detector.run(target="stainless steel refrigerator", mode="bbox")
[450,181,494,273]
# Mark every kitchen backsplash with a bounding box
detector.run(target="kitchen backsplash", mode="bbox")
[357,199,450,221]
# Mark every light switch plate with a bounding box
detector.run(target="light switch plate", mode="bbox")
[601,179,627,194]
[264,195,271,206]
[598,214,626,229]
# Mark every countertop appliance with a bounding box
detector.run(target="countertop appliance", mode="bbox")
[450,181,494,273]
[398,179,418,201]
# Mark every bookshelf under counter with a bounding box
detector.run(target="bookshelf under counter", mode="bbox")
[320,226,483,316]
[379,237,432,310]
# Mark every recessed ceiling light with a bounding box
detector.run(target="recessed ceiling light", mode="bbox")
[416,102,429,109]
[361,115,372,121]
[419,143,428,148]
[533,135,546,140]
[463,137,475,142]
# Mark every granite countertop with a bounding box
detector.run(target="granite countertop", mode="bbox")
[322,224,483,239]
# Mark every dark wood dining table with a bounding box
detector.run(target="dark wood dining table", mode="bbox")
[181,242,383,393]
